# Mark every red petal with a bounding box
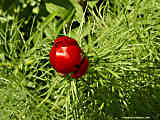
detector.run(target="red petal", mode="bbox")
[71,57,89,78]
[49,47,56,68]
[54,36,78,47]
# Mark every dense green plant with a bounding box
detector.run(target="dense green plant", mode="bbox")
[0,0,160,119]
[0,0,98,38]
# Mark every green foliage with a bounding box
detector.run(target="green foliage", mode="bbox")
[1,0,160,119]
[0,0,91,37]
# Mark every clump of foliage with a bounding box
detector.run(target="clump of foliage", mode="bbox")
[0,0,160,119]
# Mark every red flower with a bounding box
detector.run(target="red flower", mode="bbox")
[49,36,89,78]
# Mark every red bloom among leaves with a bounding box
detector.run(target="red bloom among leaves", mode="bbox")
[49,36,89,78]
